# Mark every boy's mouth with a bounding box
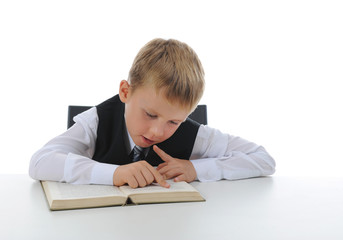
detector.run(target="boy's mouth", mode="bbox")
[142,136,155,146]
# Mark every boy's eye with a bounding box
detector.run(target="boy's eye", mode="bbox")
[146,112,157,119]
[169,121,179,126]
[145,111,180,126]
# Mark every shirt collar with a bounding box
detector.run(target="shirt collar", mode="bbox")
[127,128,135,153]
[124,124,149,157]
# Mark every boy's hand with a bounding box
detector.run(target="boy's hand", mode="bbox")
[154,145,197,183]
[113,161,170,189]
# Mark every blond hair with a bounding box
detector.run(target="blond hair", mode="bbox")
[128,38,205,111]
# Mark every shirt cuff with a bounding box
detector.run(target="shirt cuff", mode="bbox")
[190,158,222,182]
[91,162,118,185]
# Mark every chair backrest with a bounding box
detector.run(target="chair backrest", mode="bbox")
[188,105,207,125]
[68,104,207,129]
[68,106,92,129]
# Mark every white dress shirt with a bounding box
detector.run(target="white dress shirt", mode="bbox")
[29,107,275,185]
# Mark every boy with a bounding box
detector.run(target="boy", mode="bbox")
[29,38,275,188]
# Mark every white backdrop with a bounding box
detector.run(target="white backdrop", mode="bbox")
[1,0,342,177]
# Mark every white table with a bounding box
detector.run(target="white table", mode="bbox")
[1,174,342,240]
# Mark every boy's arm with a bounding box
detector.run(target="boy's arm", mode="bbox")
[189,125,276,181]
[156,125,275,182]
[29,107,117,185]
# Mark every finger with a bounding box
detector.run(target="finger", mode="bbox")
[174,174,187,182]
[156,162,168,171]
[141,161,170,188]
[153,145,173,162]
[127,176,139,189]
[161,168,182,180]
[156,164,172,175]
[158,164,177,176]
[140,167,155,185]
[134,171,148,188]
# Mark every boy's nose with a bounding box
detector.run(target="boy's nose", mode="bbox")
[150,123,164,138]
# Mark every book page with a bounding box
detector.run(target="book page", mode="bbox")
[45,181,126,200]
[119,180,198,196]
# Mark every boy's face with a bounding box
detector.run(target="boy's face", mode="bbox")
[119,80,190,148]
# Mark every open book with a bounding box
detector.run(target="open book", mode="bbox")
[41,180,205,210]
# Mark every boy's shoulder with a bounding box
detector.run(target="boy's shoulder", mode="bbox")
[96,95,121,109]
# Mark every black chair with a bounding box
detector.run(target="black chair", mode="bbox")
[68,105,207,129]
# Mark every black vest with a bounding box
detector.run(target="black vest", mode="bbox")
[92,95,200,166]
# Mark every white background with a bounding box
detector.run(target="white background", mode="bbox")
[1,0,342,177]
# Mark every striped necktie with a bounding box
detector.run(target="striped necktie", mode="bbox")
[131,145,145,162]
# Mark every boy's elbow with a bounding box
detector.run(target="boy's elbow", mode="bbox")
[29,150,48,180]
[261,152,276,176]
[29,152,40,180]
[263,164,275,176]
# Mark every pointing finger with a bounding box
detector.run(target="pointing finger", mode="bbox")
[153,145,173,162]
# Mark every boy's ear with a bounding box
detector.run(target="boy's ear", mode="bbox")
[119,80,130,103]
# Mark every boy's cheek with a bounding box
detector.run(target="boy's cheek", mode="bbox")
[163,128,179,141]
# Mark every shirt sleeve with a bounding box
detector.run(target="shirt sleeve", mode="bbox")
[29,107,118,185]
[190,125,276,182]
